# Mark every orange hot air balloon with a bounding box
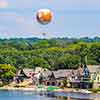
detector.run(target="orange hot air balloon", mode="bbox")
[36,9,53,25]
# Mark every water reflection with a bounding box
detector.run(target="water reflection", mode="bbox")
[45,92,100,100]
[55,96,94,100]
[0,90,100,100]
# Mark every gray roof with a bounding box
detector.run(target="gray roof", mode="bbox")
[23,69,34,76]
[53,70,72,79]
[43,69,77,79]
[43,70,52,77]
[17,68,34,77]
[87,65,100,73]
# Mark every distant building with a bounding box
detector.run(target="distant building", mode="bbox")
[88,65,100,88]
[15,68,34,83]
[88,65,100,81]
[35,67,48,73]
[14,65,100,89]
[40,66,92,89]
[43,69,76,86]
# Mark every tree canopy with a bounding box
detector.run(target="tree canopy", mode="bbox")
[0,64,16,84]
[0,37,99,70]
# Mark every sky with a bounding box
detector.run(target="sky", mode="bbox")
[0,0,100,39]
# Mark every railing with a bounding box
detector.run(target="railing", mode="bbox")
[70,77,100,83]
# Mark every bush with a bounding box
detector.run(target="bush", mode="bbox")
[0,83,3,87]
[89,88,100,93]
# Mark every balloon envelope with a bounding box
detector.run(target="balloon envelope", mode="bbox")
[36,9,53,25]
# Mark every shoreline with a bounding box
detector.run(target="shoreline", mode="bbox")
[0,86,100,94]
[0,87,36,91]
[0,87,100,100]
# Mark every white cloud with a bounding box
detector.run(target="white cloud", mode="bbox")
[8,0,100,11]
[0,0,8,8]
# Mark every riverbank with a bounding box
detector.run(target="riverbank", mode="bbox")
[55,88,100,94]
[0,86,100,100]
[0,86,100,94]
[0,86,79,92]
[0,86,36,91]
[0,85,49,92]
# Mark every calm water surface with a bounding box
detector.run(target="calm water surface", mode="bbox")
[0,90,100,100]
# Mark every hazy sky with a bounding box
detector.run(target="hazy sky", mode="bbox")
[0,0,100,38]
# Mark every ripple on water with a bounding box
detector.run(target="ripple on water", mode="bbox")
[53,92,100,100]
[0,90,100,100]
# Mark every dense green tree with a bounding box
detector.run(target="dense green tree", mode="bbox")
[0,64,16,84]
[57,54,80,69]
[89,43,100,64]
[0,37,99,71]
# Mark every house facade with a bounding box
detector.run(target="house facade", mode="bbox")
[14,65,100,89]
[88,65,100,89]
[15,68,34,83]
[42,65,93,89]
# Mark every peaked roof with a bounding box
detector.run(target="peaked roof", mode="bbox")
[17,68,34,77]
[53,70,72,79]
[43,69,77,79]
[23,69,34,77]
[43,70,52,77]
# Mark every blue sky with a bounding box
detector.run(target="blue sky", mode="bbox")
[0,0,100,38]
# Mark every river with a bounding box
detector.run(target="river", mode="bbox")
[0,90,100,100]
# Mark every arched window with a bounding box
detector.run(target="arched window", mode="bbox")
[52,82,56,86]
[47,82,50,86]
[58,82,61,86]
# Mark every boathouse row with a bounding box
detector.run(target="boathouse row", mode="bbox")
[15,65,100,89]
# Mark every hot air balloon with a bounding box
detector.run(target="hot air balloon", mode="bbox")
[36,9,53,25]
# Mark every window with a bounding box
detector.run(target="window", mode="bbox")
[58,82,61,86]
[52,82,56,86]
[47,82,50,86]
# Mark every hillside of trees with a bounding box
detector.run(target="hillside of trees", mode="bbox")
[0,37,99,70]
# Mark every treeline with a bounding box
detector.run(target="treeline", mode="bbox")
[0,37,99,70]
